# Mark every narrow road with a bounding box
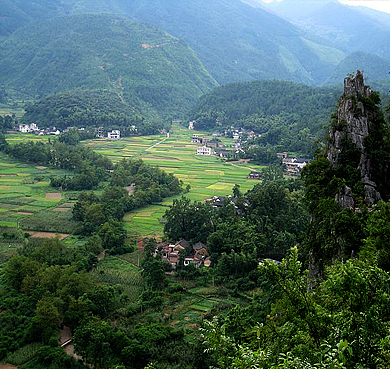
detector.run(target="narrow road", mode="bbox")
[145,137,168,152]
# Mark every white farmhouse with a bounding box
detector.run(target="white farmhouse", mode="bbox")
[108,130,121,139]
[197,146,212,156]
[19,123,39,133]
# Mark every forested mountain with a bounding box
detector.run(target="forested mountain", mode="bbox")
[324,52,390,86]
[282,1,390,59]
[21,89,157,132]
[189,80,340,154]
[1,0,389,88]
[100,0,345,85]
[0,14,217,119]
[0,0,348,86]
[0,0,72,36]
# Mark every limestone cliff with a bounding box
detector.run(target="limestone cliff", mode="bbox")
[326,70,382,206]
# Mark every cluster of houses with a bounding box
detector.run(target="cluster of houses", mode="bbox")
[277,152,309,174]
[19,123,60,136]
[139,238,211,269]
[96,127,122,139]
[193,134,238,158]
[18,123,125,140]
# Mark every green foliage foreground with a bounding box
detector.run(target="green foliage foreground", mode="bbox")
[202,246,390,369]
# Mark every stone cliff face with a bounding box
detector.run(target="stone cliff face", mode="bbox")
[326,70,382,206]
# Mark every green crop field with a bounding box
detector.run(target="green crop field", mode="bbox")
[90,256,143,304]
[0,127,266,240]
[0,152,75,256]
[5,132,50,144]
[86,126,265,239]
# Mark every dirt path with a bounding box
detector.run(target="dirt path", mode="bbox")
[117,77,126,104]
[0,364,17,369]
[145,137,168,152]
[98,250,106,261]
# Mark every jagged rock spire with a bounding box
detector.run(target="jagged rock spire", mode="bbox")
[326,70,381,206]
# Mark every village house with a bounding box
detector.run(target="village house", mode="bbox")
[192,134,201,144]
[282,155,309,174]
[188,121,195,130]
[96,126,105,138]
[197,146,212,156]
[19,123,39,133]
[107,130,120,139]
[214,148,233,158]
[158,239,210,269]
[277,152,288,160]
[247,171,261,180]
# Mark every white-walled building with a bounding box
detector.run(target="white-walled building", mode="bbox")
[19,123,38,133]
[197,146,212,156]
[108,130,121,139]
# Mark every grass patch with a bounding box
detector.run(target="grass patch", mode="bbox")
[90,256,144,304]
[19,210,77,233]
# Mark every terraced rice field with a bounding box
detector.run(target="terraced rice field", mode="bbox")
[86,127,265,238]
[0,153,76,242]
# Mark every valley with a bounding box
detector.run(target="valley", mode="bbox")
[0,1,390,368]
[85,127,265,238]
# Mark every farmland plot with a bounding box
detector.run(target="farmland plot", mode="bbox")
[86,127,265,238]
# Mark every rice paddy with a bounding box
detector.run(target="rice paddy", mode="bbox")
[0,152,75,245]
[0,126,265,240]
[86,126,265,238]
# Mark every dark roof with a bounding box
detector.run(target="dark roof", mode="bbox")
[175,239,190,248]
[193,242,207,250]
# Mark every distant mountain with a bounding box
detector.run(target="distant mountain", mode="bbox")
[0,14,217,119]
[0,0,388,88]
[0,0,346,85]
[111,0,344,85]
[259,0,331,20]
[0,0,71,36]
[324,52,390,86]
[292,1,390,58]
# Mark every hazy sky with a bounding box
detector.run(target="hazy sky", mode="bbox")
[339,0,390,13]
[262,0,390,14]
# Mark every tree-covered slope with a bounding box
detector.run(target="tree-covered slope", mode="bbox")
[0,14,217,118]
[107,0,344,85]
[324,52,390,86]
[0,0,346,86]
[21,89,151,131]
[190,80,339,133]
[0,0,72,36]
[292,1,390,58]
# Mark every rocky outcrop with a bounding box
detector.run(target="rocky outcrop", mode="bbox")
[326,70,381,206]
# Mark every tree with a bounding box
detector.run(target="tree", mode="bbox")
[163,196,214,243]
[98,220,127,252]
[362,200,390,270]
[73,318,116,368]
[33,297,61,344]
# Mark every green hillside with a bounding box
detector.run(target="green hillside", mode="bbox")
[0,0,346,86]
[0,14,217,119]
[324,52,390,86]
[0,0,71,36]
[189,80,340,154]
[21,89,156,131]
[103,0,343,85]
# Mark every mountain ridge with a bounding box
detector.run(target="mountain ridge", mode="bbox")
[0,13,218,119]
